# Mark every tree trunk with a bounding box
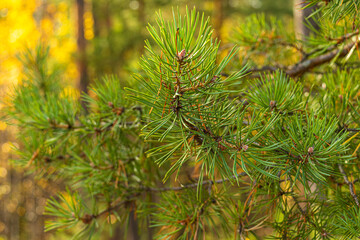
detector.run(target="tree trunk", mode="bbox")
[138,0,145,56]
[76,0,89,96]
[213,0,224,41]
[128,209,139,240]
[293,0,319,40]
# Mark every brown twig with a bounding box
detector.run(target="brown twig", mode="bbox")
[79,173,248,224]
[245,41,359,79]
[338,164,360,207]
[26,148,40,167]
[286,41,359,77]
[326,29,359,43]
[132,172,248,192]
[94,199,129,218]
[344,128,360,132]
[80,196,138,224]
[244,30,360,78]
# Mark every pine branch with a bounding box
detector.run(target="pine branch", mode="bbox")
[326,29,359,43]
[291,195,306,215]
[132,172,248,192]
[26,148,40,167]
[47,120,142,132]
[43,105,144,131]
[345,128,360,132]
[13,8,360,239]
[302,29,359,60]
[80,197,137,224]
[181,116,248,152]
[244,66,279,76]
[180,76,218,93]
[289,189,329,235]
[286,41,359,77]
[78,172,248,224]
[338,164,360,207]
[246,30,360,78]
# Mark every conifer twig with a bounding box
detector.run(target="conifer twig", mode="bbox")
[133,172,248,192]
[338,164,360,207]
[345,128,360,132]
[286,41,360,77]
[26,148,40,167]
[80,196,139,224]
[326,29,359,43]
[245,30,360,78]
[247,41,360,78]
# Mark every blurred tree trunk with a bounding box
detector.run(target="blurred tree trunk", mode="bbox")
[138,0,145,56]
[76,0,89,95]
[105,1,116,74]
[92,1,100,38]
[213,0,224,40]
[293,0,319,40]
[128,209,139,240]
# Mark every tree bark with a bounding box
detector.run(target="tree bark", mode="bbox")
[213,0,224,41]
[128,209,139,240]
[76,0,89,96]
[293,0,319,40]
[138,0,145,56]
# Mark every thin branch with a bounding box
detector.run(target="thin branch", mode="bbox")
[26,148,40,167]
[338,164,360,207]
[246,41,359,78]
[244,30,360,78]
[277,41,306,55]
[291,195,306,215]
[94,199,130,218]
[79,173,249,223]
[302,29,359,60]
[345,128,360,132]
[286,41,359,77]
[80,198,136,224]
[132,172,248,192]
[326,29,359,43]
[241,38,306,55]
[46,120,143,132]
[181,116,247,152]
[44,106,144,131]
[244,66,279,76]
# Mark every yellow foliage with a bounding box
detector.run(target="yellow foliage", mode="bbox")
[0,0,77,96]
[61,86,80,100]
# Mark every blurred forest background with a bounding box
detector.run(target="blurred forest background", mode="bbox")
[0,0,295,239]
